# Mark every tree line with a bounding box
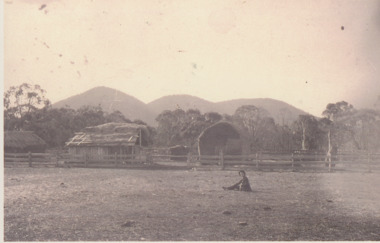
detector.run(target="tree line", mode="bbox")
[4,83,153,147]
[4,83,380,154]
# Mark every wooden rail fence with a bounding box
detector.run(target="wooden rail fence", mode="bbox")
[153,151,380,172]
[4,152,56,167]
[4,151,380,172]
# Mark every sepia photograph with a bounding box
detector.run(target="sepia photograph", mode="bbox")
[3,0,380,241]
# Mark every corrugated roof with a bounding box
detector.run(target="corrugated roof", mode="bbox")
[66,132,139,146]
[4,131,47,149]
[66,123,148,147]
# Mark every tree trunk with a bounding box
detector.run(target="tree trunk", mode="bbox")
[326,129,332,167]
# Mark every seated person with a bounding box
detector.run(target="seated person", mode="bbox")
[223,170,252,192]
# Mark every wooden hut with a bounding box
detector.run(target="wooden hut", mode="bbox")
[4,131,47,153]
[197,121,242,156]
[65,123,149,158]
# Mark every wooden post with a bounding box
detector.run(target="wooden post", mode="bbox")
[328,154,332,173]
[84,153,88,168]
[115,152,118,167]
[255,153,259,168]
[119,147,122,165]
[220,149,224,170]
[291,153,294,168]
[146,152,152,164]
[55,151,59,167]
[187,152,191,166]
[368,151,371,172]
[28,151,32,167]
[259,152,262,165]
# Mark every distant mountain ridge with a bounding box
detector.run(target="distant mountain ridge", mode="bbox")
[148,96,307,126]
[147,94,215,113]
[53,86,157,125]
[53,86,308,126]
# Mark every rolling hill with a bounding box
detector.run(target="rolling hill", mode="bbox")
[214,98,308,126]
[147,94,215,113]
[53,86,308,126]
[148,96,308,125]
[53,86,157,125]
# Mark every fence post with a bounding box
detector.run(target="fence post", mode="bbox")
[220,149,224,170]
[260,152,262,165]
[368,151,371,172]
[328,154,332,173]
[255,153,259,168]
[55,151,59,167]
[291,153,294,168]
[115,152,118,167]
[28,151,32,167]
[146,152,153,164]
[84,154,88,167]
[196,154,202,166]
[187,152,191,166]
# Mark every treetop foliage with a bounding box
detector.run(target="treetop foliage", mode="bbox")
[4,83,50,118]
[4,84,380,153]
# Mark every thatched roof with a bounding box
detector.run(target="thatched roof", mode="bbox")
[4,131,47,149]
[66,123,149,147]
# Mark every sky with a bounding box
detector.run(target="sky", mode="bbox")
[3,0,380,116]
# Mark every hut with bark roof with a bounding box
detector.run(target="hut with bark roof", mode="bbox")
[197,121,243,156]
[4,131,47,153]
[65,122,149,158]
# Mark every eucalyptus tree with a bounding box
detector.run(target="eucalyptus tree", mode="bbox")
[321,101,356,156]
[4,83,50,130]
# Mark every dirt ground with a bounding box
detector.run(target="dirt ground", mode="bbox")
[4,167,380,241]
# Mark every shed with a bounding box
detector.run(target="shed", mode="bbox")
[4,131,47,153]
[65,122,149,158]
[197,121,241,156]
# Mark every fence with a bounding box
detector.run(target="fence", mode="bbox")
[4,150,380,172]
[57,152,150,168]
[4,152,57,167]
[4,151,151,168]
[152,151,380,172]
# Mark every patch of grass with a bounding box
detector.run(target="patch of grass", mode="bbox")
[4,168,380,241]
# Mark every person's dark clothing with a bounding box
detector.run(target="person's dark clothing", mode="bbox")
[224,176,252,192]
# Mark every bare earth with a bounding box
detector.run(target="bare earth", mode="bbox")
[4,167,380,241]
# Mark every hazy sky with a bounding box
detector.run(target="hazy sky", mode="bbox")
[4,0,380,116]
